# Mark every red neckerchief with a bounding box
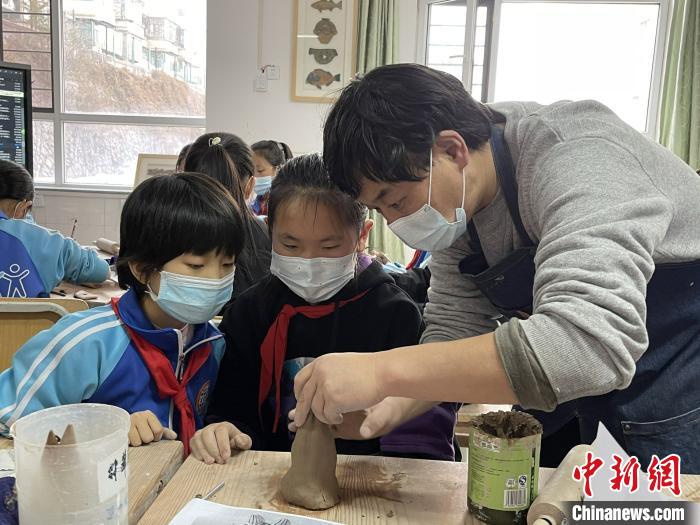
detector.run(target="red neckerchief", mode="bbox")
[111,297,210,457]
[258,291,368,431]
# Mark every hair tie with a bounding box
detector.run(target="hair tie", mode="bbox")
[209,136,222,147]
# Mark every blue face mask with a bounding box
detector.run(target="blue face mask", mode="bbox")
[24,211,35,224]
[147,270,235,324]
[254,176,273,196]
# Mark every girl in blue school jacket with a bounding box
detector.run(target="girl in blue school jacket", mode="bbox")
[0,173,247,456]
[0,160,110,298]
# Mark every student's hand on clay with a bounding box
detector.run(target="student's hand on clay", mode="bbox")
[129,410,177,447]
[190,422,252,465]
[293,352,384,428]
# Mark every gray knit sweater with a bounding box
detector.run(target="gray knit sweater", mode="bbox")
[420,100,700,410]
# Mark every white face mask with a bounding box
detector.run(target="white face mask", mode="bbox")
[11,200,28,220]
[270,251,356,304]
[388,150,467,252]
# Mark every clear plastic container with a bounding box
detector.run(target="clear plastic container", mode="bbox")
[10,403,130,525]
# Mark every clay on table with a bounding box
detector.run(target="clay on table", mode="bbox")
[280,414,340,510]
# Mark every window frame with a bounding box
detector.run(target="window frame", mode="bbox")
[0,0,55,112]
[418,0,481,96]
[31,0,205,192]
[418,0,672,138]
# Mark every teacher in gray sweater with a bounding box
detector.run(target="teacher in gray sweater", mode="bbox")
[292,64,700,472]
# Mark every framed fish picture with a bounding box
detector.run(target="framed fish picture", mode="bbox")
[292,0,358,102]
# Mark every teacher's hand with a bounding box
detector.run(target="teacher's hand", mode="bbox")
[289,398,437,440]
[293,352,385,428]
[289,409,372,439]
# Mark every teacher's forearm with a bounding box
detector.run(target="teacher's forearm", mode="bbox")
[375,333,520,404]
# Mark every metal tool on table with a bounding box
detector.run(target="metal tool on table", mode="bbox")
[195,481,225,501]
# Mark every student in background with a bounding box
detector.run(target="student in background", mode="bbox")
[185,132,271,300]
[190,154,457,464]
[0,173,246,456]
[176,143,192,172]
[356,225,432,307]
[0,159,109,298]
[250,140,293,216]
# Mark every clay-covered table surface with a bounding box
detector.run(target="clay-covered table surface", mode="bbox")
[138,450,700,525]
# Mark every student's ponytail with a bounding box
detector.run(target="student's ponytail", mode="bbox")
[0,160,33,201]
[184,134,253,217]
[185,132,268,290]
[278,142,293,162]
[251,140,294,168]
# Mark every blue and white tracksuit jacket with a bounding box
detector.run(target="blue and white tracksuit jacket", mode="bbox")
[0,288,225,435]
[0,211,109,298]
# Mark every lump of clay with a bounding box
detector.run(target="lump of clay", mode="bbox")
[280,414,340,510]
[472,410,542,439]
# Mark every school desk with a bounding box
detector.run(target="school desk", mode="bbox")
[0,438,184,524]
[47,246,125,307]
[51,278,125,307]
[137,450,700,525]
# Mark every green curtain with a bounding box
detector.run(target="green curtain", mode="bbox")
[356,0,408,264]
[659,0,700,169]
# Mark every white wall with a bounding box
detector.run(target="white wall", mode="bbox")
[38,0,420,240]
[31,190,124,246]
[399,0,419,64]
[206,0,419,153]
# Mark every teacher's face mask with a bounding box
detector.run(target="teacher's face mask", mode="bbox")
[388,151,467,252]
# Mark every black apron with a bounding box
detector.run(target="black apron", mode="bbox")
[460,125,700,473]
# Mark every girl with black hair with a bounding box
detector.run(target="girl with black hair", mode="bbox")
[0,159,109,298]
[176,143,192,172]
[250,140,293,216]
[185,132,271,300]
[190,154,457,464]
[0,173,248,457]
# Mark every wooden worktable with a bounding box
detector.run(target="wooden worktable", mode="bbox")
[139,450,700,525]
[140,452,535,525]
[0,438,184,524]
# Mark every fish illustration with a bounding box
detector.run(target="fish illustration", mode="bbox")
[308,47,338,64]
[311,0,342,12]
[306,68,341,89]
[246,515,291,525]
[313,18,338,44]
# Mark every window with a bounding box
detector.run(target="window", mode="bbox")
[32,118,54,182]
[426,2,467,81]
[420,0,669,135]
[1,0,205,188]
[1,0,54,110]
[63,122,201,185]
[424,0,493,102]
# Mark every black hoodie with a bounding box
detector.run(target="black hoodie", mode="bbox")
[208,260,423,455]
